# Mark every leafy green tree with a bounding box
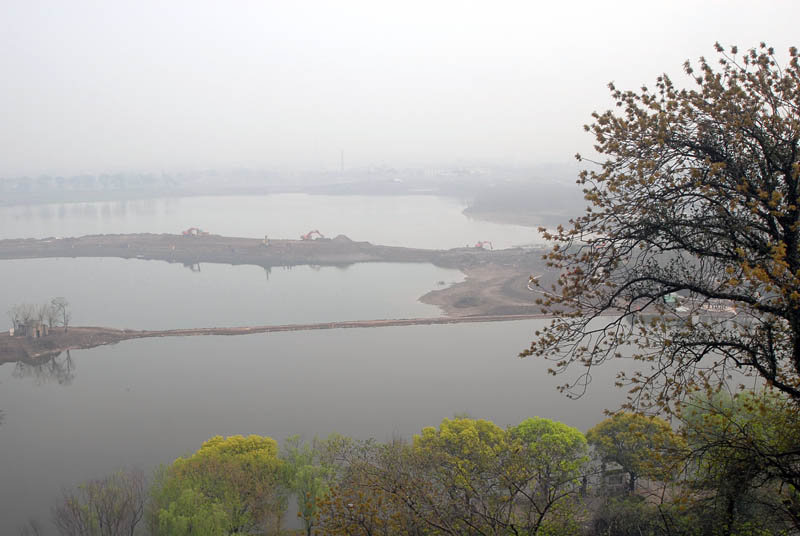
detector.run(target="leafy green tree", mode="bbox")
[152,487,228,536]
[523,43,800,412]
[507,417,589,535]
[678,390,800,534]
[587,413,685,494]
[412,417,513,535]
[149,435,285,535]
[317,418,588,535]
[281,435,336,536]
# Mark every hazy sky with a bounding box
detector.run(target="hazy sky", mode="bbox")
[2,0,799,177]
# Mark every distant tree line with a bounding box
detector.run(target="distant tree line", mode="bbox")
[18,388,799,535]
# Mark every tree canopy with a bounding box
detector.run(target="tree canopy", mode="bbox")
[148,435,284,535]
[586,412,685,493]
[523,43,800,411]
[281,435,336,536]
[677,389,800,532]
[317,417,589,536]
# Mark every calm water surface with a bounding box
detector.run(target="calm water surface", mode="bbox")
[0,258,462,329]
[0,321,631,533]
[0,194,540,249]
[0,194,564,533]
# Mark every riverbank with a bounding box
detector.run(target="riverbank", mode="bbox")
[0,315,551,364]
[0,233,553,315]
[0,233,556,363]
[0,232,544,269]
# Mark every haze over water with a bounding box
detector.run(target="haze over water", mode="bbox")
[0,194,541,249]
[4,0,794,532]
[0,322,630,533]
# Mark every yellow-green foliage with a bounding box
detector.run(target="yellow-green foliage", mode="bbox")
[587,412,685,489]
[150,435,284,536]
[511,417,589,483]
[414,417,507,487]
[523,43,800,415]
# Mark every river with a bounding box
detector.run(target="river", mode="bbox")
[0,321,631,532]
[0,193,613,534]
[0,258,462,330]
[0,194,541,249]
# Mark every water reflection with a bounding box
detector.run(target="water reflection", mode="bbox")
[0,321,637,532]
[12,350,75,386]
[0,258,462,330]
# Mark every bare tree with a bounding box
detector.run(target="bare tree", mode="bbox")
[8,303,36,329]
[52,469,146,536]
[45,302,60,328]
[51,297,71,333]
[35,303,50,325]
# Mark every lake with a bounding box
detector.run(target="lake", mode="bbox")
[0,321,631,533]
[0,258,463,330]
[0,194,542,250]
[0,193,606,534]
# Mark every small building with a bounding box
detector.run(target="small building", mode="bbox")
[12,322,50,338]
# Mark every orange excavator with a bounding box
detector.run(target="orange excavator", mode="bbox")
[182,227,209,236]
[301,229,324,240]
[474,241,493,250]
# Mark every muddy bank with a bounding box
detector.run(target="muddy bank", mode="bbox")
[0,315,550,365]
[0,232,553,317]
[0,233,538,270]
[420,264,547,316]
[0,233,557,365]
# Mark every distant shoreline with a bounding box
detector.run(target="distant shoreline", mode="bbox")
[0,232,555,364]
[0,232,552,315]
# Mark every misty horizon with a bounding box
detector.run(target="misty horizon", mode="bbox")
[3,0,799,178]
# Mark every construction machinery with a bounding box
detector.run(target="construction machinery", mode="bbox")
[474,241,493,250]
[182,227,209,236]
[301,229,324,241]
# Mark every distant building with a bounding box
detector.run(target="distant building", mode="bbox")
[12,321,50,338]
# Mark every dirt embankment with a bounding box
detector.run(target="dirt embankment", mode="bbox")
[420,264,552,316]
[0,233,529,270]
[0,233,554,317]
[0,314,553,365]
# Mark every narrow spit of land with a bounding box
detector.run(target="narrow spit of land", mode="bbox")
[0,232,554,317]
[0,233,556,363]
[0,232,538,271]
[0,315,550,364]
